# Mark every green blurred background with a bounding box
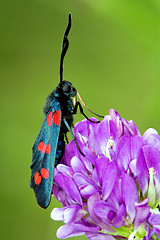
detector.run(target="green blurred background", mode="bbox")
[1,0,160,239]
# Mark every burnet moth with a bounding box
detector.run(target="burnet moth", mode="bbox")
[30,13,104,209]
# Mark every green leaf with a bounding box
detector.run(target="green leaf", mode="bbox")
[99,225,134,238]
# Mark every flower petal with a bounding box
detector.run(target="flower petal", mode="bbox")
[134,198,150,230]
[56,164,74,177]
[71,156,89,175]
[74,173,100,199]
[136,148,149,196]
[86,232,116,240]
[57,223,100,239]
[121,173,138,222]
[94,116,117,156]
[51,205,83,223]
[122,119,140,136]
[113,204,126,228]
[115,136,131,172]
[102,162,117,201]
[148,214,160,236]
[95,155,110,186]
[87,193,114,232]
[131,135,145,160]
[109,108,140,137]
[143,146,160,201]
[109,108,123,138]
[55,173,83,205]
[143,128,160,152]
[94,201,117,226]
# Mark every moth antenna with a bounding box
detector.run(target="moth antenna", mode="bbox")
[77,92,104,118]
[60,13,72,85]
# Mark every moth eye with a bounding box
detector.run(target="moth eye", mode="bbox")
[63,84,72,93]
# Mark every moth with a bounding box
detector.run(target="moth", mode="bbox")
[30,13,103,208]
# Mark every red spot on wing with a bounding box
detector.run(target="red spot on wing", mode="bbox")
[34,172,41,185]
[41,168,49,179]
[38,141,46,154]
[47,111,53,126]
[53,110,61,126]
[46,144,51,154]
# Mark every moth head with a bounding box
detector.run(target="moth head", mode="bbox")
[61,80,77,97]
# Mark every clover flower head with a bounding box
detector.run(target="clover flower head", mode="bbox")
[51,109,160,240]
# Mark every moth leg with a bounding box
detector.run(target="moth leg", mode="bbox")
[65,133,69,144]
[63,118,85,156]
[74,101,100,123]
[72,100,78,114]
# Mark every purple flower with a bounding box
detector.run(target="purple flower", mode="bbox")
[51,109,160,240]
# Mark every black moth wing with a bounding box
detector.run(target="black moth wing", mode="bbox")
[30,101,61,208]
